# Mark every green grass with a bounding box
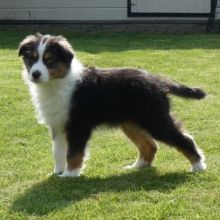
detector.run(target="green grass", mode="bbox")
[0,29,220,220]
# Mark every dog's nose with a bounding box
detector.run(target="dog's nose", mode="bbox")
[32,71,41,80]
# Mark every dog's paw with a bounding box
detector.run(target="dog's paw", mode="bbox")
[58,168,81,177]
[190,160,207,172]
[123,158,150,170]
[190,149,207,172]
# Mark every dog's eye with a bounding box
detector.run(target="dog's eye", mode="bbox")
[25,50,31,55]
[45,58,56,68]
[24,50,32,57]
[24,51,38,66]
[24,50,37,60]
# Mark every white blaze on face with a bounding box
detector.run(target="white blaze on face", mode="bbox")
[30,39,49,83]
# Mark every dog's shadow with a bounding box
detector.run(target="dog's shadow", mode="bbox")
[11,168,194,216]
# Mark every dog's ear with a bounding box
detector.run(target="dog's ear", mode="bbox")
[18,35,36,57]
[52,36,74,64]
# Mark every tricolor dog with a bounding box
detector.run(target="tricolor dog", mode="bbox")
[18,34,207,177]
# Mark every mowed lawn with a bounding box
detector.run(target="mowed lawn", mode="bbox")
[0,30,220,220]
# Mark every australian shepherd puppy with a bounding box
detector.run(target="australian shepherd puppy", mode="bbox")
[18,34,207,177]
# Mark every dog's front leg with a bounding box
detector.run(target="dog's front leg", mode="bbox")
[52,129,67,175]
[59,124,92,177]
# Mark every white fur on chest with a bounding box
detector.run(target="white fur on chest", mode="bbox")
[33,78,73,129]
[24,59,83,130]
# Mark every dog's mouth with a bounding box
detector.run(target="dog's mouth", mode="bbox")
[30,78,42,84]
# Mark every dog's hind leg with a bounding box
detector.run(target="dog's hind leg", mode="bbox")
[142,115,207,172]
[59,124,92,177]
[121,122,158,169]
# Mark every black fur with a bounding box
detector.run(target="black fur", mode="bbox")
[65,67,205,162]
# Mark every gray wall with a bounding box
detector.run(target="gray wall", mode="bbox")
[0,0,218,21]
[216,0,220,19]
[132,0,210,13]
[0,0,127,21]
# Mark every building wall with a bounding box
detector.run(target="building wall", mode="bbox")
[0,0,127,21]
[216,0,220,19]
[0,0,218,21]
[131,0,210,14]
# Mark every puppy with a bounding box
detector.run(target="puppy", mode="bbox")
[18,34,207,177]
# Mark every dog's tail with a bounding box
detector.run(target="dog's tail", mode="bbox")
[168,83,206,99]
[151,75,206,100]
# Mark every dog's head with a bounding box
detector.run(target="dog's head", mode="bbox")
[18,33,74,83]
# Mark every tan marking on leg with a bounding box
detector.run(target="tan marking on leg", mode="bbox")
[67,152,84,171]
[121,122,158,165]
